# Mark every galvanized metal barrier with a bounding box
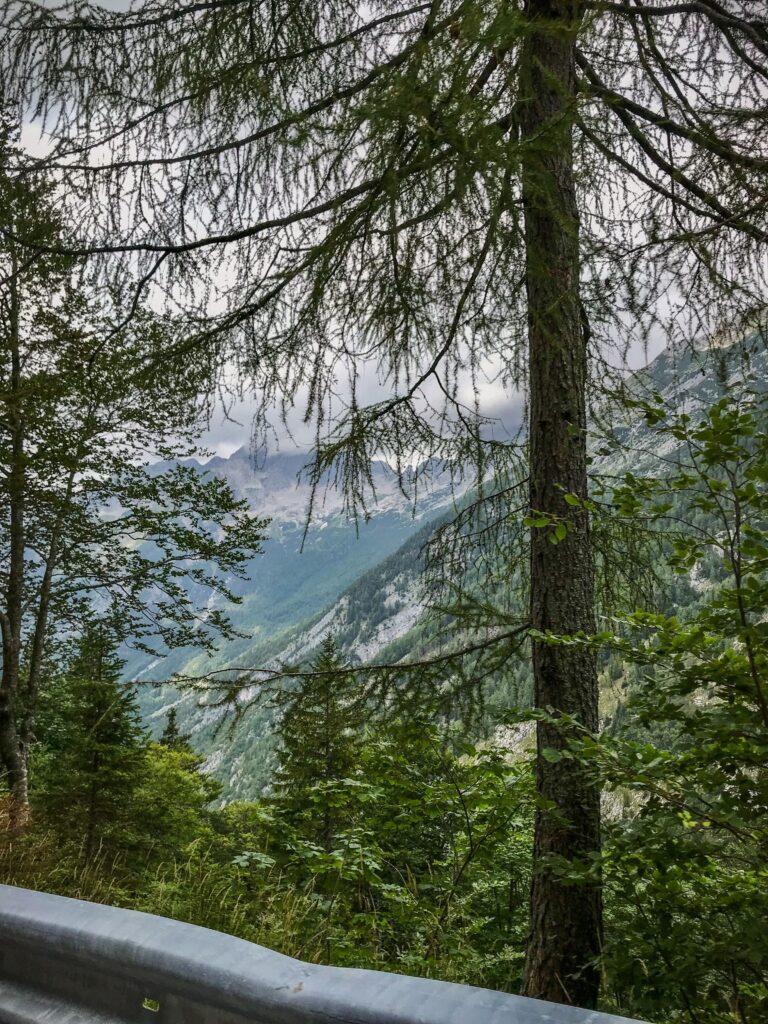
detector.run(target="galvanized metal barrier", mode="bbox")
[0,884,645,1024]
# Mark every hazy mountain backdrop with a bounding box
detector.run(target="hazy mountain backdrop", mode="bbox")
[130,338,766,800]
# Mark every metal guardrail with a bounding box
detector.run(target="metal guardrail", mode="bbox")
[0,884,645,1024]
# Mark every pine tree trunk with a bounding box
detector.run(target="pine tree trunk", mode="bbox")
[518,0,602,1008]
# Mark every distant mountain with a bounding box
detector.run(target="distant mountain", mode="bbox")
[129,449,462,794]
[128,449,459,681]
[133,337,767,801]
[153,447,456,523]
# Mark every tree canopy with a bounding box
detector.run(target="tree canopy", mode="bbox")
[0,0,766,1011]
[0,126,268,825]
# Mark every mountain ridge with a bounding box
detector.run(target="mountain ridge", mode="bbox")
[134,337,767,800]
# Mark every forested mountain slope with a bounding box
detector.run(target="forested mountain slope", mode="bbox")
[129,451,461,794]
[135,338,766,800]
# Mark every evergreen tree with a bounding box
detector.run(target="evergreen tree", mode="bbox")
[0,118,268,826]
[33,628,220,872]
[144,706,221,859]
[35,627,148,860]
[159,707,192,753]
[134,742,221,865]
[272,635,364,853]
[2,0,766,1004]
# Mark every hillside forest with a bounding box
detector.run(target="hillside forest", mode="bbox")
[0,3,767,1023]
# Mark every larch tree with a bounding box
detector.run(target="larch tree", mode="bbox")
[1,0,766,1006]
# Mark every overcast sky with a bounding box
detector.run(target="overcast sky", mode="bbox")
[197,329,667,460]
[21,0,669,464]
[197,348,533,459]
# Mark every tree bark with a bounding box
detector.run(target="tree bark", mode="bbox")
[0,712,29,831]
[84,751,101,862]
[0,243,30,828]
[18,468,77,773]
[518,0,602,1008]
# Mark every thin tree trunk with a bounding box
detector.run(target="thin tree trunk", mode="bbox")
[19,468,77,769]
[0,244,29,828]
[0,707,29,830]
[519,0,602,1008]
[84,751,100,862]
